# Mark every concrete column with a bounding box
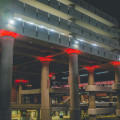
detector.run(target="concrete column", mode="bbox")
[18,84,22,104]
[109,93,113,102]
[69,53,80,120]
[0,36,14,120]
[88,70,96,120]
[114,66,120,118]
[17,90,19,104]
[41,62,51,120]
[115,66,120,84]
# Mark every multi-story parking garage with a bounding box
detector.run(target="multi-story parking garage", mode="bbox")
[0,0,120,120]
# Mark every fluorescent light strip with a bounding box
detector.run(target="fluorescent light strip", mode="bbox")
[80,74,88,77]
[62,77,68,79]
[62,71,109,79]
[96,71,109,75]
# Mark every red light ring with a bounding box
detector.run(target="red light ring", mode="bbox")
[1,30,17,38]
[37,57,53,62]
[111,61,120,66]
[15,79,29,84]
[64,48,82,54]
[84,65,99,71]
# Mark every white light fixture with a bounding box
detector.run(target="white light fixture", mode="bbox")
[75,40,79,44]
[61,33,65,35]
[92,43,98,46]
[96,71,109,75]
[50,29,55,32]
[80,74,88,77]
[40,26,45,28]
[77,39,84,42]
[17,18,22,21]
[28,22,34,25]
[62,77,68,79]
[9,20,15,25]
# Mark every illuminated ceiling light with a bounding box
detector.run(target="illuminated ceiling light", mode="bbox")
[40,26,44,28]
[16,18,22,21]
[62,77,68,79]
[28,22,34,25]
[92,44,98,46]
[79,71,109,77]
[60,33,65,35]
[80,74,88,77]
[17,18,22,21]
[75,40,79,44]
[50,29,55,32]
[9,19,15,25]
[77,39,84,42]
[96,71,109,75]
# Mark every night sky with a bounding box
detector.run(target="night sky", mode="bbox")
[84,0,120,24]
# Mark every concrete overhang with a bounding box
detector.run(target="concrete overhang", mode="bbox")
[19,0,116,38]
[57,0,117,27]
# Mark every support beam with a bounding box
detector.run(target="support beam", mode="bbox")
[109,93,113,102]
[0,35,14,120]
[69,52,80,120]
[88,69,96,120]
[114,66,120,118]
[40,61,51,120]
[18,84,22,104]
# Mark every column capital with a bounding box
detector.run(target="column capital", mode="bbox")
[111,61,120,68]
[14,79,29,85]
[37,56,53,63]
[64,48,82,55]
[84,65,99,72]
[0,30,17,38]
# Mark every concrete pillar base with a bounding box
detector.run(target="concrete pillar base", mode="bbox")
[70,110,80,120]
[89,115,96,120]
[41,109,51,120]
[116,109,120,116]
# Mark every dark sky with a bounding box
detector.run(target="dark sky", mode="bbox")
[84,0,120,23]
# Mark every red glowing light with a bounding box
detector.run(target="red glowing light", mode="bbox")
[37,57,53,62]
[15,79,29,84]
[111,61,120,66]
[49,73,55,78]
[46,55,53,58]
[1,30,17,38]
[64,48,82,54]
[84,65,99,71]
